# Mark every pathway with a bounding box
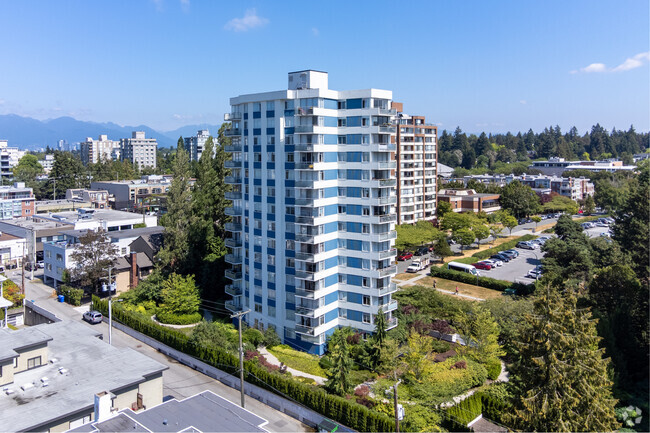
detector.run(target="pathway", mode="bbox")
[395,271,486,301]
[258,347,326,385]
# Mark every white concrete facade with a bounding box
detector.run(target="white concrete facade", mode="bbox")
[120,131,157,169]
[224,70,398,355]
[184,129,211,161]
[80,135,121,165]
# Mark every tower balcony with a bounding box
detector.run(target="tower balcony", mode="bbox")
[225,300,243,313]
[225,284,243,297]
[224,112,242,121]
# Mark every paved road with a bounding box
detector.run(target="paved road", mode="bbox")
[15,273,310,433]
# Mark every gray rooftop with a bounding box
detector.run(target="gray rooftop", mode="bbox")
[69,391,269,433]
[0,326,52,362]
[0,321,168,432]
[60,226,164,240]
[42,209,149,224]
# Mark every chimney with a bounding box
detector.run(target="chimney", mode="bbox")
[94,391,112,423]
[130,252,138,289]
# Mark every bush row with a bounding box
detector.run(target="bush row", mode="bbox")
[470,234,537,260]
[430,266,533,295]
[156,311,202,325]
[444,391,509,431]
[59,285,83,306]
[92,296,395,432]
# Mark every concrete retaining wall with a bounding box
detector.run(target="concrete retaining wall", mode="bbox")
[108,319,355,432]
[24,300,61,325]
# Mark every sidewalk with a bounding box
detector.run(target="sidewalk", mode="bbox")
[258,347,326,385]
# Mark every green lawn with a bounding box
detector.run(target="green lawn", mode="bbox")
[268,345,327,377]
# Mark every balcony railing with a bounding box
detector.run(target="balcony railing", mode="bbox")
[295,215,315,225]
[224,207,242,216]
[378,282,398,296]
[294,162,315,170]
[379,108,397,116]
[295,306,316,317]
[378,231,398,241]
[225,254,242,265]
[295,251,315,262]
[379,300,399,313]
[379,214,398,223]
[295,289,316,299]
[295,198,315,206]
[224,238,242,248]
[294,270,316,281]
[379,179,397,187]
[295,234,315,243]
[224,222,242,232]
[295,324,316,335]
[224,191,242,200]
[377,265,397,277]
[378,196,397,205]
[379,126,396,133]
[225,270,242,281]
[224,160,242,168]
[294,125,315,133]
[225,285,242,297]
[224,112,242,121]
[224,144,242,152]
[385,317,398,330]
[294,180,315,188]
[294,144,314,152]
[379,248,397,259]
[225,176,242,184]
[224,128,242,137]
[225,300,242,312]
[377,161,397,169]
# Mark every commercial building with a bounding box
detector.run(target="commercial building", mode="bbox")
[120,131,157,170]
[0,139,26,179]
[529,157,636,176]
[36,199,93,214]
[224,70,399,355]
[0,231,27,268]
[437,189,501,214]
[0,320,167,432]
[394,111,437,224]
[91,175,175,212]
[184,129,211,162]
[80,135,121,165]
[67,390,269,433]
[65,189,110,209]
[0,182,35,219]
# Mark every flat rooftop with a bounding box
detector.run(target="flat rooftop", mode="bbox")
[0,326,52,362]
[38,209,149,224]
[69,391,269,433]
[60,226,164,240]
[0,217,74,230]
[0,321,168,432]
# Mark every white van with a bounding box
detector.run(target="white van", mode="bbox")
[447,262,480,276]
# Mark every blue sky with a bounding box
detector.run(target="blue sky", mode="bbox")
[0,0,648,134]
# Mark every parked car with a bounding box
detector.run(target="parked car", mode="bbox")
[407,256,431,272]
[415,247,429,256]
[505,249,520,257]
[491,253,511,262]
[594,221,608,227]
[483,258,503,267]
[581,222,595,229]
[499,250,518,259]
[527,269,543,279]
[37,261,44,269]
[538,236,551,242]
[600,232,611,238]
[397,252,413,261]
[604,217,615,224]
[472,262,493,270]
[530,238,545,246]
[83,310,103,324]
[516,241,537,250]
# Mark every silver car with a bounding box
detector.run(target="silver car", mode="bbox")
[483,259,503,267]
[83,310,103,324]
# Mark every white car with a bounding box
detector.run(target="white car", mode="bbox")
[483,259,503,267]
[527,269,543,279]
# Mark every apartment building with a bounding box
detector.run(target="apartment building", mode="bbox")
[80,135,121,165]
[65,189,110,209]
[394,111,437,223]
[451,174,595,201]
[0,140,26,179]
[224,70,399,355]
[184,129,211,162]
[529,157,636,176]
[91,175,176,212]
[120,131,157,170]
[0,182,35,219]
[39,154,55,173]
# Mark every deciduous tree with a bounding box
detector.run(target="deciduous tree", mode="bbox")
[160,273,200,315]
[69,229,119,292]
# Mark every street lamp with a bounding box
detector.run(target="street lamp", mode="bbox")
[108,297,123,345]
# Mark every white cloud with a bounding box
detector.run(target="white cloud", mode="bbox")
[311,27,319,37]
[180,0,189,12]
[151,0,164,12]
[519,100,527,105]
[224,9,268,32]
[571,51,649,74]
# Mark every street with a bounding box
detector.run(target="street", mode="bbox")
[13,271,310,433]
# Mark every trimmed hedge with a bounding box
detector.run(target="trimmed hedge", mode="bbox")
[156,311,202,325]
[470,234,537,260]
[430,266,532,295]
[485,358,501,380]
[59,285,83,306]
[92,296,395,432]
[445,391,509,431]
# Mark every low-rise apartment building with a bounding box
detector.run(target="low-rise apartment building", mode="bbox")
[91,175,175,212]
[0,140,26,179]
[437,189,501,214]
[65,189,110,209]
[0,182,35,219]
[80,135,121,165]
[529,157,636,176]
[394,110,437,224]
[0,320,167,432]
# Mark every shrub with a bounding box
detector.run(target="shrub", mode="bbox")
[268,345,326,377]
[263,326,281,348]
[244,350,259,361]
[59,285,83,306]
[319,355,333,370]
[356,396,375,409]
[92,296,396,433]
[155,311,202,325]
[354,385,370,397]
[431,339,451,354]
[446,393,483,428]
[451,360,467,370]
[430,266,532,294]
[485,357,502,380]
[411,357,487,403]
[243,328,264,347]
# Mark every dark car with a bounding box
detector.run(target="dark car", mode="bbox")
[83,310,103,324]
[472,261,493,270]
[499,250,517,259]
[397,252,413,261]
[505,249,520,257]
[491,253,511,262]
[415,247,429,256]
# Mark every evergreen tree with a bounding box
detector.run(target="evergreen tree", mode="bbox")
[213,123,233,235]
[47,151,87,198]
[509,286,619,432]
[159,141,194,272]
[325,329,354,396]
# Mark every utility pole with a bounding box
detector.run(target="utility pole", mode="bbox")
[21,241,25,295]
[53,178,56,200]
[106,266,113,345]
[393,371,402,432]
[231,309,250,408]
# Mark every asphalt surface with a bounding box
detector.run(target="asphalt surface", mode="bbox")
[14,271,310,433]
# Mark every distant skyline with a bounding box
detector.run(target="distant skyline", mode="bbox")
[0,0,648,135]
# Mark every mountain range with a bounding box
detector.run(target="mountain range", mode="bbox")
[0,114,224,150]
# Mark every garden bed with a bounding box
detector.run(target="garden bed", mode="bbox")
[267,345,326,377]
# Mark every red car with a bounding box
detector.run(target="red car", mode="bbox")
[397,252,413,261]
[472,261,493,270]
